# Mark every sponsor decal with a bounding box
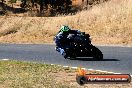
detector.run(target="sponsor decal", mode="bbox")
[76,68,131,85]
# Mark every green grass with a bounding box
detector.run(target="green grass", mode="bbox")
[0,60,75,88]
[0,60,112,88]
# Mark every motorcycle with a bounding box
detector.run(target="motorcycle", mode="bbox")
[55,32,103,60]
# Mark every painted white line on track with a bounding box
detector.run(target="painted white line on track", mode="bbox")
[50,64,131,75]
[63,66,69,68]
[107,72,114,74]
[1,59,9,61]
[82,68,86,70]
[99,71,108,73]
[58,65,62,66]
[71,67,78,69]
[113,73,122,74]
[87,69,94,71]
[96,70,103,72]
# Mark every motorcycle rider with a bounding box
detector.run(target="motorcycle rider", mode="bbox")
[54,25,82,56]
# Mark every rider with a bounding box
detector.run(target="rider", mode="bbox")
[54,25,82,55]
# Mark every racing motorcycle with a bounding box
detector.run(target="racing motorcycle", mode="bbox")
[55,32,103,60]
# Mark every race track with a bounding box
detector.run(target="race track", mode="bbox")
[0,44,132,74]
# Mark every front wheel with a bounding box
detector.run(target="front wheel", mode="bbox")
[63,48,76,59]
[62,52,68,59]
[63,52,76,60]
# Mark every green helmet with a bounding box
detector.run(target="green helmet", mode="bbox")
[60,25,70,32]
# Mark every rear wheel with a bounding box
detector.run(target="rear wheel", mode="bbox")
[92,46,103,61]
[94,52,103,61]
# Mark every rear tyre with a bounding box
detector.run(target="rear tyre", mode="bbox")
[92,46,103,61]
[94,52,103,61]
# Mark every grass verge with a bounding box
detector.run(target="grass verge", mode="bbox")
[0,60,132,88]
[0,60,75,88]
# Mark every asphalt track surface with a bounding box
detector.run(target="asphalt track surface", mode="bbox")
[0,44,132,74]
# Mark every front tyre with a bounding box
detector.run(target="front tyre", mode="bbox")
[62,52,68,59]
[63,48,76,60]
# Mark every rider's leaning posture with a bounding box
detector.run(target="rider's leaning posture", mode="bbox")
[54,25,82,55]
